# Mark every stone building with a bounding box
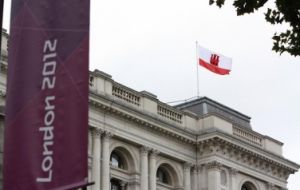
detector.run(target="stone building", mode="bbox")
[0,29,299,190]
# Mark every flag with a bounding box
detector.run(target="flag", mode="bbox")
[198,45,232,75]
[3,1,90,189]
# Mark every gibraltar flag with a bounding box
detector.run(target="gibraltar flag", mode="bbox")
[198,45,232,75]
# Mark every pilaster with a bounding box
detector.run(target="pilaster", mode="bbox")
[91,128,103,190]
[140,146,150,190]
[191,166,198,190]
[183,163,192,190]
[101,131,113,190]
[206,161,221,190]
[230,168,238,190]
[149,150,159,190]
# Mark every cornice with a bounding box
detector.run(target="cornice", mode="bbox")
[197,130,299,171]
[89,92,196,145]
[205,161,222,170]
[90,69,112,81]
[198,112,251,131]
[197,136,298,181]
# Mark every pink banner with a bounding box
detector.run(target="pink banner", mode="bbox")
[3,1,90,189]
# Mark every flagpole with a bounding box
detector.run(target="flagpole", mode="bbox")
[196,41,200,98]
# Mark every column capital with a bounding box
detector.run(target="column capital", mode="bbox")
[140,146,151,155]
[91,127,104,138]
[197,164,205,172]
[206,161,222,170]
[184,162,192,171]
[150,149,160,157]
[191,165,198,173]
[103,130,113,141]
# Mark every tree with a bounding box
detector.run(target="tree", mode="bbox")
[209,0,300,56]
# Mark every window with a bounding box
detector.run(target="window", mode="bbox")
[111,179,121,190]
[89,76,94,86]
[221,170,227,186]
[241,182,256,190]
[110,151,124,169]
[157,167,169,184]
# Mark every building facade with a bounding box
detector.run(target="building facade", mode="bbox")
[0,29,299,190]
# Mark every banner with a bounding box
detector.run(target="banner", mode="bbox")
[3,1,90,189]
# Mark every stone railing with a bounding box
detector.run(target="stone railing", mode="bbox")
[112,84,140,106]
[157,104,182,124]
[233,126,263,147]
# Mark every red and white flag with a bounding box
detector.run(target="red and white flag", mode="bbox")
[197,45,232,75]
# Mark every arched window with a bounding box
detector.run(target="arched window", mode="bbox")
[241,181,256,190]
[110,151,125,169]
[156,167,170,184]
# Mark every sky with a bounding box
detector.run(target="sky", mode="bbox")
[3,0,300,189]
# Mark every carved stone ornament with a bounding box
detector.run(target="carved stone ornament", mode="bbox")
[92,127,104,138]
[103,130,113,139]
[192,165,198,174]
[140,146,150,155]
[183,162,192,171]
[206,161,222,170]
[150,149,160,158]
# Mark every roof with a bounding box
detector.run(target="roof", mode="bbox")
[175,96,252,129]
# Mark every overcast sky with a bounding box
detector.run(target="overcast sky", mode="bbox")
[3,0,300,189]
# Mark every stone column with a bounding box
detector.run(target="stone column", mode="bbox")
[101,131,112,190]
[191,166,198,190]
[149,150,159,190]
[140,146,150,190]
[92,128,103,190]
[207,161,221,190]
[230,168,238,190]
[183,163,192,190]
[198,165,206,190]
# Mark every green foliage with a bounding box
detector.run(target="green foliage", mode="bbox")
[209,0,300,56]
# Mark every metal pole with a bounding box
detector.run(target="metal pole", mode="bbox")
[0,0,4,54]
[196,41,200,98]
